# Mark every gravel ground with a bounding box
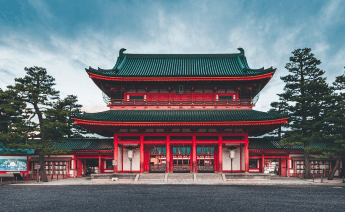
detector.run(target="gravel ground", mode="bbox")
[0,185,344,212]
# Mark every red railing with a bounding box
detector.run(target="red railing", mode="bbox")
[109,98,254,106]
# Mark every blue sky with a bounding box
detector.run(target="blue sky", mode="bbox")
[1,0,344,112]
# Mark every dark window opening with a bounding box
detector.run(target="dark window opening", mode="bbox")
[118,136,140,141]
[177,85,185,94]
[196,136,218,141]
[219,96,234,100]
[106,160,113,169]
[249,160,257,168]
[170,136,193,141]
[144,136,166,141]
[222,136,245,141]
[130,96,144,100]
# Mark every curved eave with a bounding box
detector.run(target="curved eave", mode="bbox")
[72,117,289,127]
[87,71,275,82]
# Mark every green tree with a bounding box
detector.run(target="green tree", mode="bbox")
[0,88,32,147]
[7,67,69,182]
[269,101,289,138]
[311,70,345,180]
[278,48,332,178]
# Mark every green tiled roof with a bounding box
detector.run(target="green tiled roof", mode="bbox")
[0,142,35,154]
[86,48,275,77]
[54,139,114,150]
[73,110,288,122]
[249,138,329,150]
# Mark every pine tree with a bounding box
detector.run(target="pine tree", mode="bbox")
[310,70,345,180]
[0,88,32,147]
[8,67,68,181]
[278,48,332,178]
[268,101,289,138]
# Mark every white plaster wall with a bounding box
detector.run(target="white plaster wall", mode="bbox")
[118,147,122,171]
[223,146,241,171]
[241,146,245,171]
[122,148,140,171]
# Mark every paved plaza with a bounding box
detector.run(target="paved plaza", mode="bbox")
[1,185,345,211]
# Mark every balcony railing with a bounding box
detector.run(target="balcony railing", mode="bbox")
[108,98,255,107]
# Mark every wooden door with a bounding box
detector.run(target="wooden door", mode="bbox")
[280,159,287,177]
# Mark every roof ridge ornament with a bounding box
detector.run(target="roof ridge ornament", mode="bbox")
[237,47,245,56]
[119,48,127,58]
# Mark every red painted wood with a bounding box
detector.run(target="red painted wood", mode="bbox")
[98,155,101,174]
[140,135,144,173]
[166,134,170,173]
[74,119,289,127]
[245,134,249,173]
[261,154,265,173]
[88,72,275,81]
[281,158,287,177]
[218,135,223,172]
[27,155,29,181]
[76,159,83,177]
[192,134,197,173]
[114,135,118,173]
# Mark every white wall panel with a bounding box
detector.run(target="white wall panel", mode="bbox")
[223,145,241,171]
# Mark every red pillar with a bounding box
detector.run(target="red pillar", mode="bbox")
[192,134,197,173]
[218,135,223,172]
[27,155,29,181]
[261,153,265,173]
[113,135,118,173]
[166,133,170,173]
[140,134,144,173]
[98,154,101,174]
[245,134,249,173]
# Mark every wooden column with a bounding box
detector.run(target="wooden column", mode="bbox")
[261,153,265,173]
[98,154,101,174]
[140,134,144,173]
[218,135,223,172]
[166,133,170,173]
[27,155,29,181]
[192,134,197,173]
[113,135,118,173]
[245,134,249,173]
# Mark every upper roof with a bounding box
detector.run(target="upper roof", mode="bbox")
[86,48,276,79]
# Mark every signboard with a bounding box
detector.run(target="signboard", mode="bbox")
[0,156,27,172]
[320,165,326,169]
[34,165,41,170]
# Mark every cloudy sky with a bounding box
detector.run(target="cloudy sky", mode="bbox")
[1,0,344,113]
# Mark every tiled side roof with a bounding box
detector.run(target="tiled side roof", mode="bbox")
[86,49,275,77]
[53,139,114,150]
[0,142,35,154]
[249,138,329,150]
[73,110,288,122]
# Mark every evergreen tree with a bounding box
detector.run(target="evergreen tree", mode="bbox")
[268,101,288,138]
[0,88,32,147]
[278,48,332,178]
[7,67,69,182]
[311,70,345,180]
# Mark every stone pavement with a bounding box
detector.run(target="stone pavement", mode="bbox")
[5,173,345,186]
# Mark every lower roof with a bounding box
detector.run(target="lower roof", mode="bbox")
[73,110,288,123]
